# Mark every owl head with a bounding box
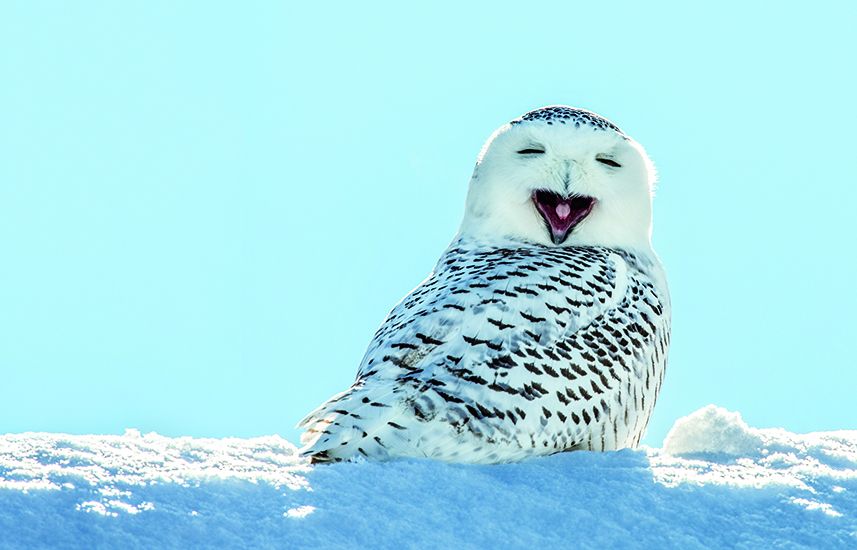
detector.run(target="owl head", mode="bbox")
[459,106,657,251]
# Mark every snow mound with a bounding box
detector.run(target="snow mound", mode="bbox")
[2,407,856,549]
[662,405,764,456]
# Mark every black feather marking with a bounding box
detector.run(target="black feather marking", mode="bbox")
[488,318,515,330]
[415,333,444,346]
[520,311,547,323]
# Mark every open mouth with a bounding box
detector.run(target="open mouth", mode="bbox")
[532,190,596,245]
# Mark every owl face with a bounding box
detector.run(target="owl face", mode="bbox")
[460,107,656,251]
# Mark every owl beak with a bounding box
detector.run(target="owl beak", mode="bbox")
[532,190,596,245]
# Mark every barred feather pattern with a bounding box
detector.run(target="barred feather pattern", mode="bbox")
[298,238,670,464]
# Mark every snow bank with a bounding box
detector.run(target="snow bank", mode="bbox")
[2,407,856,549]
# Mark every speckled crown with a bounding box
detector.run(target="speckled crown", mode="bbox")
[512,106,623,134]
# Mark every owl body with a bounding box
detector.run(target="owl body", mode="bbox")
[299,106,671,463]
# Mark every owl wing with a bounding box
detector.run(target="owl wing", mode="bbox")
[297,245,642,462]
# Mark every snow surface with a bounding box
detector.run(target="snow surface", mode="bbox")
[1,406,856,549]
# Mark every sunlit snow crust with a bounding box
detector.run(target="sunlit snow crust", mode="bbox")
[2,406,855,549]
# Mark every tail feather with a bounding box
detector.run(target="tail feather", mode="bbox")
[297,382,412,462]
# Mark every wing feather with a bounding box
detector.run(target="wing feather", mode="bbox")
[299,242,667,463]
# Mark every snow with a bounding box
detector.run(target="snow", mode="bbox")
[662,405,765,456]
[1,407,856,549]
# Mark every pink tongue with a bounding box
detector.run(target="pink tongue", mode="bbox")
[555,203,571,220]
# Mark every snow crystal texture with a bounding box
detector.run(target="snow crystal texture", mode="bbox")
[1,406,856,549]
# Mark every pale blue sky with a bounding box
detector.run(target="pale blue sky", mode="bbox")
[1,2,855,446]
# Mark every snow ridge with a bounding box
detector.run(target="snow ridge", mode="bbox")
[1,406,856,549]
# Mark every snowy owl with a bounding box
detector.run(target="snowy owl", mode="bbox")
[298,106,670,464]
